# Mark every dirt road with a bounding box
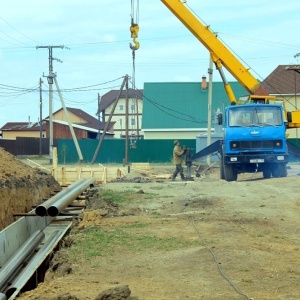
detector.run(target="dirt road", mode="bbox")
[18,164,300,300]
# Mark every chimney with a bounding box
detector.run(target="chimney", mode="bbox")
[201,75,207,90]
[28,116,31,127]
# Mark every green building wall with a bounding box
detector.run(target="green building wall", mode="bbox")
[57,139,196,164]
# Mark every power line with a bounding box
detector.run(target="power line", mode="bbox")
[0,16,39,44]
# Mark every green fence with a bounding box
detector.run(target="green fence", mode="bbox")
[57,139,196,164]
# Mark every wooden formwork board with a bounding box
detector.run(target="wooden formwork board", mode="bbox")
[131,163,151,176]
[52,166,128,185]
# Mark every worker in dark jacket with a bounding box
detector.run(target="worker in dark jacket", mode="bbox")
[172,140,187,181]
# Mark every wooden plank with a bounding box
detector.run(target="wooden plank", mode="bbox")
[52,165,130,185]
[150,174,172,179]
[131,163,151,176]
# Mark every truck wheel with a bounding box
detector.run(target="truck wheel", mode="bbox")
[220,165,225,179]
[263,169,272,178]
[278,163,287,177]
[272,166,280,178]
[224,164,237,181]
[220,154,225,180]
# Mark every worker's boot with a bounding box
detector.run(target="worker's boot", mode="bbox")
[172,174,176,181]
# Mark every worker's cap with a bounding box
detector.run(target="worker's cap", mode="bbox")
[173,140,179,145]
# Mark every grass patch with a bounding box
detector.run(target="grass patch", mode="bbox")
[151,211,162,217]
[150,186,164,190]
[99,189,136,203]
[121,222,149,229]
[99,188,159,203]
[66,225,198,263]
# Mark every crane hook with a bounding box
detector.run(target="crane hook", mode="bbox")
[129,22,140,51]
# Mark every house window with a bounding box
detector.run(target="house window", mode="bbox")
[119,104,124,111]
[131,118,136,126]
[131,104,135,112]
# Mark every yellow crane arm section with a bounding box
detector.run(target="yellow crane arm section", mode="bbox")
[161,0,267,97]
[161,0,300,129]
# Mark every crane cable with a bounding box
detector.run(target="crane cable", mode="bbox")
[130,0,139,83]
[130,0,140,51]
[130,0,139,141]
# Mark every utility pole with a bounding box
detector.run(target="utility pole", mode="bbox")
[97,93,101,139]
[91,75,128,164]
[207,55,213,165]
[39,78,43,157]
[125,78,129,165]
[36,45,64,163]
[54,76,83,162]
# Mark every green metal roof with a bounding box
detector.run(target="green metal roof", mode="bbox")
[142,82,248,129]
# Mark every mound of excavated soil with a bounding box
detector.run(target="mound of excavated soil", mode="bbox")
[0,147,61,230]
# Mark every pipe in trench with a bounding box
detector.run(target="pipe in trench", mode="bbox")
[0,293,7,300]
[5,230,61,299]
[0,231,45,293]
[35,178,86,216]
[47,178,95,217]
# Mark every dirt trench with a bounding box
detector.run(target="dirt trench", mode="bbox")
[0,147,61,230]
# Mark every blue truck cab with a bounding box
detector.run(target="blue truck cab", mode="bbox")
[220,103,288,181]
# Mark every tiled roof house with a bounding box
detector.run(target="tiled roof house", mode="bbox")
[44,107,115,139]
[261,64,300,138]
[1,107,115,140]
[1,121,46,139]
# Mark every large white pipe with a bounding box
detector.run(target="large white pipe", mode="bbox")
[0,293,7,300]
[35,178,85,216]
[47,178,95,217]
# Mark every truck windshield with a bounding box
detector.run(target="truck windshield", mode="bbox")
[228,106,283,127]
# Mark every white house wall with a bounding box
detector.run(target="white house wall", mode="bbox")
[105,98,143,138]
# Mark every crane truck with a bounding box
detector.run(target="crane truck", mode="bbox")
[161,0,300,181]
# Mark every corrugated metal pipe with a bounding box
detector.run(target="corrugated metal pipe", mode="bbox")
[47,178,95,217]
[0,231,45,293]
[5,230,61,299]
[35,178,86,216]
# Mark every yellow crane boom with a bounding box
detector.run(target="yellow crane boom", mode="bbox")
[161,0,300,128]
[161,0,270,101]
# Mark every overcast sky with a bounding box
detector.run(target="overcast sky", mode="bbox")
[0,0,299,127]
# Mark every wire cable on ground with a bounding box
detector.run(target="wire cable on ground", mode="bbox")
[190,217,252,300]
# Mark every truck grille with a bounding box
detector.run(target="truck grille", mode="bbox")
[230,140,282,150]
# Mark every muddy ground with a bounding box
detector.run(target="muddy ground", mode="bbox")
[13,161,300,300]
